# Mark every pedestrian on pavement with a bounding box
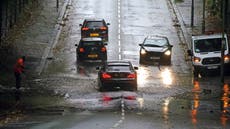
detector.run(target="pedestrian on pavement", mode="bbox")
[14,56,25,89]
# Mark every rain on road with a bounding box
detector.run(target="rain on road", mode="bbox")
[2,0,230,129]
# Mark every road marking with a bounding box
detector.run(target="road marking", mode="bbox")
[118,0,121,60]
[110,98,125,129]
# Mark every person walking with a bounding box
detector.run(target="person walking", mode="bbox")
[14,56,25,89]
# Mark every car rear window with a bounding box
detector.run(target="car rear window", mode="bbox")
[107,65,131,72]
[82,41,103,46]
[86,21,104,28]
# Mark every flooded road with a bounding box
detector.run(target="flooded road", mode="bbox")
[1,0,230,129]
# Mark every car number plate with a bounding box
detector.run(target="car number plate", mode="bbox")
[207,66,218,69]
[150,56,160,59]
[88,54,98,58]
[90,33,99,37]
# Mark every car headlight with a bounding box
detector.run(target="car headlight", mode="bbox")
[164,50,171,56]
[224,55,230,63]
[140,49,147,55]
[193,57,201,63]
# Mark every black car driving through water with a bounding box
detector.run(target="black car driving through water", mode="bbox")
[75,38,107,62]
[97,60,138,91]
[79,18,110,42]
[139,35,173,65]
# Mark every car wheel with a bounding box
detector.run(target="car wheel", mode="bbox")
[132,81,138,91]
[99,87,105,92]
[77,56,82,62]
[139,57,144,64]
[102,56,107,62]
[99,81,105,92]
[166,60,171,65]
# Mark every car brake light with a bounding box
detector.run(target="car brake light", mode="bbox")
[102,73,112,79]
[101,47,106,52]
[127,73,136,78]
[100,26,107,30]
[82,27,89,31]
[79,48,84,53]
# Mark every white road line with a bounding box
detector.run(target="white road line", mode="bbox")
[118,0,121,60]
[110,1,125,128]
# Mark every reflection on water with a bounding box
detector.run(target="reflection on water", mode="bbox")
[221,84,230,126]
[161,68,172,86]
[191,80,200,125]
[162,97,172,127]
[191,81,230,127]
[137,67,148,86]
[137,97,144,109]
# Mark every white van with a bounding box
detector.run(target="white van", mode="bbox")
[187,33,230,77]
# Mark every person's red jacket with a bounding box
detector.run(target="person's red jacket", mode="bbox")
[14,58,24,74]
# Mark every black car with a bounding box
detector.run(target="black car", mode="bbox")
[75,38,107,62]
[79,19,110,42]
[97,60,138,91]
[139,35,173,65]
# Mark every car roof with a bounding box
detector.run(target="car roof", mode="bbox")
[192,33,228,40]
[84,18,105,22]
[106,60,131,66]
[81,37,103,42]
[145,35,168,40]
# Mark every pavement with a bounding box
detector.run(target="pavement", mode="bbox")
[0,0,222,86]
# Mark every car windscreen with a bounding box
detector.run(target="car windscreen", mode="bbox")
[194,38,226,53]
[107,65,131,72]
[82,41,103,46]
[144,38,167,47]
[86,21,104,28]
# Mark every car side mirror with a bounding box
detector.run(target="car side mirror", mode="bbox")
[79,24,82,26]
[96,66,101,70]
[107,23,110,25]
[187,50,193,56]
[104,43,108,45]
[134,66,138,70]
[170,45,173,48]
[75,44,78,47]
[139,44,143,46]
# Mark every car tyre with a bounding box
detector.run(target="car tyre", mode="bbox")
[139,57,144,64]
[98,81,106,92]
[132,81,138,91]
[193,68,199,78]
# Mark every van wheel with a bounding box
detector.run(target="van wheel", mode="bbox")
[193,69,199,78]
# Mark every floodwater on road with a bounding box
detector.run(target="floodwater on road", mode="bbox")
[1,0,230,128]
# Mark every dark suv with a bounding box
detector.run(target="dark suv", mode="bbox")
[79,19,110,42]
[75,38,107,62]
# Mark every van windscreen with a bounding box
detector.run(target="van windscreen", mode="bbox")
[194,38,226,53]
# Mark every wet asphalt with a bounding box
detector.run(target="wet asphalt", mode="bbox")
[0,0,230,129]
